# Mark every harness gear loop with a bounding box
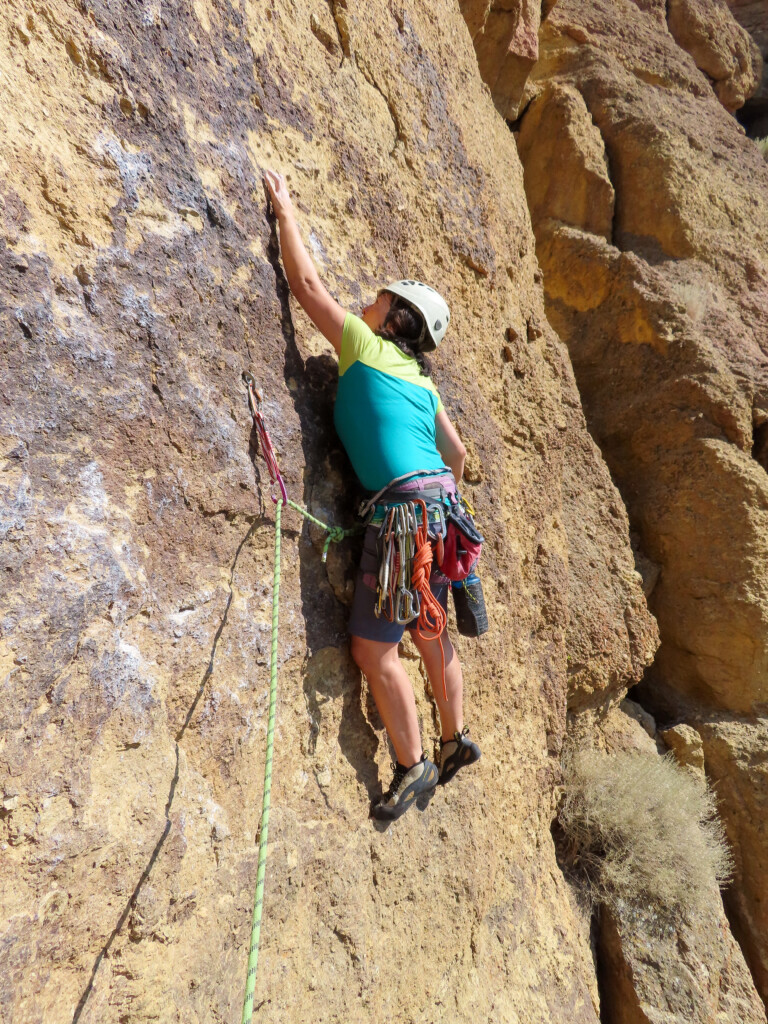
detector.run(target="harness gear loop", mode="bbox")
[358,467,448,520]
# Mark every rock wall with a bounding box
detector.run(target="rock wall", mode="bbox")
[667,0,762,111]
[727,0,768,132]
[568,701,767,1024]
[0,1,661,1022]
[462,0,768,1012]
[458,0,543,120]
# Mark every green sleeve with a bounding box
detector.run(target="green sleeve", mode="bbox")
[339,313,379,376]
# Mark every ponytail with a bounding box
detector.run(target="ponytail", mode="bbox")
[375,296,432,375]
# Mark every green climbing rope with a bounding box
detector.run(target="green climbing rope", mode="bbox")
[241,497,282,1024]
[241,497,358,1024]
[286,498,351,562]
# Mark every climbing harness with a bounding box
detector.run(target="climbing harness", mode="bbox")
[240,372,357,1024]
[357,466,448,520]
[364,481,451,699]
[362,472,489,689]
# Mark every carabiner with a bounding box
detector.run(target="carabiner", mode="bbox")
[407,501,419,534]
[241,370,263,416]
[395,586,416,625]
[428,503,446,541]
[379,534,393,592]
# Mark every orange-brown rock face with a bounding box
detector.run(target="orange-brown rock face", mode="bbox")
[727,0,768,129]
[472,0,763,118]
[668,0,762,110]
[696,715,768,1000]
[590,704,767,1024]
[517,0,768,700]
[459,0,542,119]
[464,0,768,1012]
[0,1,656,1022]
[597,899,767,1024]
[517,82,614,240]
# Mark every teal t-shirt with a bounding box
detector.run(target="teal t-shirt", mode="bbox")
[334,313,448,491]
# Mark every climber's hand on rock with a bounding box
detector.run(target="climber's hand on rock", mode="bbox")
[264,170,293,220]
[261,167,344,352]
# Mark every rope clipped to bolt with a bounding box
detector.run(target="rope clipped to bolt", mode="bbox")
[240,371,357,1024]
[242,371,355,561]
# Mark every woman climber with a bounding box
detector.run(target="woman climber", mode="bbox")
[263,169,481,821]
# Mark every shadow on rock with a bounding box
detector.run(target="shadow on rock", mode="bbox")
[303,646,381,801]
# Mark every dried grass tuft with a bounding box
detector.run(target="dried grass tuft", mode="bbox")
[558,748,733,917]
[756,136,768,161]
[674,280,713,321]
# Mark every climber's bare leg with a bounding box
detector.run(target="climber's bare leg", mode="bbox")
[350,636,422,766]
[408,629,463,742]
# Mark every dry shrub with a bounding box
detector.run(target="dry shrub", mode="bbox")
[673,280,714,321]
[756,136,768,161]
[558,749,733,917]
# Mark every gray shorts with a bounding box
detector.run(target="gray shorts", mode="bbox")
[348,523,449,643]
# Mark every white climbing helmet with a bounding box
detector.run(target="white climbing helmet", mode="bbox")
[381,279,450,351]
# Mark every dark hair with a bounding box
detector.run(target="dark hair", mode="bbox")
[375,295,431,374]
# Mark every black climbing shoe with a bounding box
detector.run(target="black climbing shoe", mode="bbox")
[371,755,439,821]
[439,727,481,785]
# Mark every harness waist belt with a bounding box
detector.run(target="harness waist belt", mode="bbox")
[368,502,446,527]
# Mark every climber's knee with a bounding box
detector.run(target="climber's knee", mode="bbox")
[350,635,399,681]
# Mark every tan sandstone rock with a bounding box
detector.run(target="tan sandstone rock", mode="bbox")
[726,0,768,117]
[459,0,542,120]
[598,899,767,1024]
[562,704,764,1023]
[696,714,768,1003]
[568,699,659,757]
[668,0,763,110]
[662,723,706,772]
[0,0,657,1021]
[517,82,614,240]
[461,0,768,1012]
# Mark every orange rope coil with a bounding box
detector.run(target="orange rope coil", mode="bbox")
[411,499,447,700]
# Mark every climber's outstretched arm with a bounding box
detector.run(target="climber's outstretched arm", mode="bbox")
[264,170,346,354]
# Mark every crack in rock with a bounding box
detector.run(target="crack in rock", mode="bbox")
[71,518,258,1023]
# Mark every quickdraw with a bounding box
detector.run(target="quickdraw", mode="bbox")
[374,500,432,623]
[242,370,355,562]
[243,370,289,505]
[372,495,449,699]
